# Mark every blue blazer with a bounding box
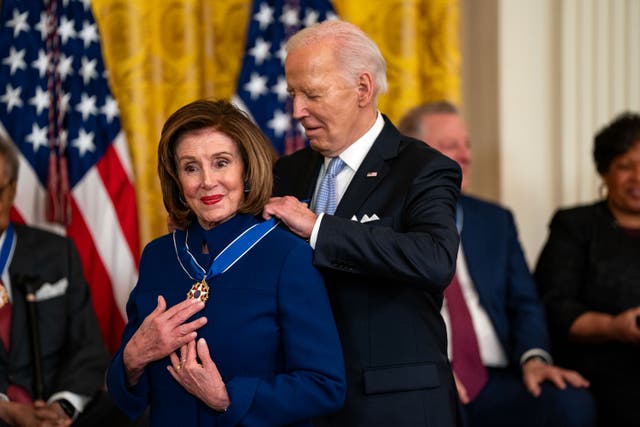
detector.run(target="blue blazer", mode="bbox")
[459,195,550,365]
[107,215,345,427]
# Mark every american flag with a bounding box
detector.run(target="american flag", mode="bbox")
[232,0,336,156]
[0,0,139,353]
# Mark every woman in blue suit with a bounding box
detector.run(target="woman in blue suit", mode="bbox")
[107,99,345,427]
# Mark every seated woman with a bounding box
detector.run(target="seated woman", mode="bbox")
[107,99,345,427]
[535,112,640,427]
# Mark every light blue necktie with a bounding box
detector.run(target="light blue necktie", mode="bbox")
[314,157,346,215]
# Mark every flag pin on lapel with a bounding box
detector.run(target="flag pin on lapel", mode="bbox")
[366,171,378,177]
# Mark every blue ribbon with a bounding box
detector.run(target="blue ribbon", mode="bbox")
[0,223,14,276]
[174,218,278,284]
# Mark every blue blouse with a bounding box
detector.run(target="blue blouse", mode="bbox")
[107,215,345,427]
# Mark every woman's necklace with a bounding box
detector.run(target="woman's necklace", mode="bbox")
[173,218,278,303]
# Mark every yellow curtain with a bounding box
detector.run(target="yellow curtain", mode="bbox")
[91,0,460,248]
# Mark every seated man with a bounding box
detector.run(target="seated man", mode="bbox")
[398,101,596,427]
[0,134,129,426]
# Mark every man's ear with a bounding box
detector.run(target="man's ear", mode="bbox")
[356,72,375,107]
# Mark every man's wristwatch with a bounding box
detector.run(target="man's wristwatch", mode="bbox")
[56,399,77,419]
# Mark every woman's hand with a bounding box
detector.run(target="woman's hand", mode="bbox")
[167,338,230,412]
[123,295,207,385]
[611,306,640,344]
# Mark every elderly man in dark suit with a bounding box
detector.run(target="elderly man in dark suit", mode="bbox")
[263,20,462,427]
[0,134,118,426]
[398,100,596,427]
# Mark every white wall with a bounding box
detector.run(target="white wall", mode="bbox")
[460,0,640,267]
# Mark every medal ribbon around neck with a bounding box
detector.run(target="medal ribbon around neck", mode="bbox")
[173,218,279,303]
[0,224,15,307]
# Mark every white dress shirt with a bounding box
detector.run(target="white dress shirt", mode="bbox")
[441,246,509,367]
[309,113,385,248]
[441,244,552,367]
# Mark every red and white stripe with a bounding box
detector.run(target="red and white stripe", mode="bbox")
[5,123,139,353]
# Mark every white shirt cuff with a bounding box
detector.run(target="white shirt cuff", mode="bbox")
[520,349,553,366]
[309,213,324,249]
[48,391,91,419]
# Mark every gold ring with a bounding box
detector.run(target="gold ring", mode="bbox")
[175,364,182,371]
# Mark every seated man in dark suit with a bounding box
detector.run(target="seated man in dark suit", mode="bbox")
[0,134,130,426]
[398,101,596,427]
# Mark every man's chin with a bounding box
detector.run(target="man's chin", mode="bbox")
[308,140,333,156]
[308,138,324,151]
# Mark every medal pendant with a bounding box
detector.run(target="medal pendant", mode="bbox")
[187,280,210,303]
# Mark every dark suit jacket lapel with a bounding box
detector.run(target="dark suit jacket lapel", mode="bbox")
[334,117,398,217]
[7,239,33,370]
[6,284,28,369]
[459,196,490,302]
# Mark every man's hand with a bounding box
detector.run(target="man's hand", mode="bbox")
[0,400,71,427]
[522,358,590,397]
[123,296,207,385]
[263,196,317,239]
[33,400,72,427]
[452,371,470,404]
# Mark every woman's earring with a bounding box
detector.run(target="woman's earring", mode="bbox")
[243,181,250,193]
[598,182,608,199]
[179,195,187,206]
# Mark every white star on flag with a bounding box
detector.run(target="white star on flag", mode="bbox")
[0,84,23,112]
[254,3,275,30]
[0,0,140,353]
[101,96,119,123]
[25,123,48,152]
[76,93,98,121]
[244,72,269,100]
[232,0,336,155]
[80,56,97,85]
[72,128,95,156]
[58,16,76,44]
[79,21,99,48]
[272,76,288,101]
[268,109,292,137]
[281,5,300,27]
[29,86,49,115]
[34,12,49,41]
[32,50,49,78]
[7,9,30,38]
[58,53,74,81]
[249,37,271,65]
[3,46,27,75]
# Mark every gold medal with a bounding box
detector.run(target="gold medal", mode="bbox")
[186,280,210,303]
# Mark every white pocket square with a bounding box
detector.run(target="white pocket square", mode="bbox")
[34,278,68,301]
[361,214,380,223]
[351,214,380,223]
